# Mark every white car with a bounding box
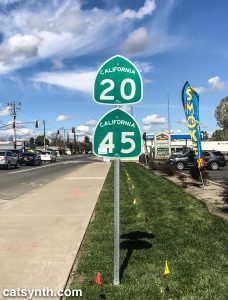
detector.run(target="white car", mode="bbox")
[41,151,56,163]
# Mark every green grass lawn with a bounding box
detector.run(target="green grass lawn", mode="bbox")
[69,162,228,300]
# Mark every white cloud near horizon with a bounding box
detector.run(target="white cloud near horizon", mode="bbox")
[76,125,91,135]
[85,119,97,126]
[194,76,226,94]
[142,114,166,125]
[0,106,10,116]
[142,125,152,131]
[56,114,71,122]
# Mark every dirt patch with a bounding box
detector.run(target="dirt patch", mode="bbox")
[160,172,228,221]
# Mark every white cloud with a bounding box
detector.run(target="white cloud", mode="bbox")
[0,106,10,116]
[122,27,150,54]
[32,70,96,93]
[194,76,226,94]
[76,125,91,135]
[120,105,132,114]
[142,114,166,125]
[142,125,152,131]
[56,114,71,122]
[208,76,225,91]
[117,0,156,21]
[134,61,154,74]
[52,59,65,70]
[177,118,187,125]
[0,0,181,77]
[85,119,97,126]
[193,86,207,94]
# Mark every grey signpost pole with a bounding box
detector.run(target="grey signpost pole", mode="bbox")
[113,157,120,285]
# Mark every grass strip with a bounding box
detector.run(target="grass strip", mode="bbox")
[69,162,228,300]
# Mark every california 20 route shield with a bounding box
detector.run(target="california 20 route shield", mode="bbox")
[93,108,142,158]
[93,55,143,105]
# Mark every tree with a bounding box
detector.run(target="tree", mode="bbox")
[211,129,228,141]
[29,137,35,144]
[201,131,209,141]
[215,97,228,130]
[35,135,49,147]
[83,136,92,153]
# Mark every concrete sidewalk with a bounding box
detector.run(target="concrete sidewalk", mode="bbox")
[0,161,111,299]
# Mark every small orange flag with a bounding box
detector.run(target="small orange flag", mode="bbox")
[95,272,103,286]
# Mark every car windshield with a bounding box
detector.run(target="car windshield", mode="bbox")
[42,152,50,155]
[24,153,35,157]
[0,151,5,156]
[212,151,223,156]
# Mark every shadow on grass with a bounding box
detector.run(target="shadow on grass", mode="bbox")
[220,207,228,214]
[120,231,155,282]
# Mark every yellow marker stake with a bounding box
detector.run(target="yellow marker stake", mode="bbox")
[164,260,170,275]
[133,198,137,205]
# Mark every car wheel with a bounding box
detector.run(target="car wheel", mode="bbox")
[210,161,219,171]
[14,161,19,169]
[176,162,185,170]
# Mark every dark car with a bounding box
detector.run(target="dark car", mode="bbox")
[203,150,226,170]
[19,152,42,166]
[170,150,226,171]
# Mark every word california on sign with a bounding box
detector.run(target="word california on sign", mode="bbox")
[182,81,204,169]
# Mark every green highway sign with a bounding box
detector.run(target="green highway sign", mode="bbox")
[93,108,142,158]
[93,55,143,105]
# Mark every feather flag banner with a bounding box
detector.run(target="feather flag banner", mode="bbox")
[182,82,204,169]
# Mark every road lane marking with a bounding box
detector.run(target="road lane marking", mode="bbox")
[65,177,106,180]
[7,161,90,174]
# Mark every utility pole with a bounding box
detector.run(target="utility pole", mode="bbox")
[43,120,46,150]
[7,101,21,149]
[167,94,171,134]
[72,127,77,155]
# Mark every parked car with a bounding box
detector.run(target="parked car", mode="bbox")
[170,150,226,170]
[203,150,226,170]
[19,152,42,166]
[40,151,56,163]
[0,150,20,169]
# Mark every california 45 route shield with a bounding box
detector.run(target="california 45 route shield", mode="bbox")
[93,108,142,158]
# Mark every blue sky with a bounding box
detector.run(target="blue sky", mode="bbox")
[0,0,227,140]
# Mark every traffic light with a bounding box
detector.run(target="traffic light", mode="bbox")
[57,130,60,135]
[35,120,39,128]
[12,121,15,129]
[72,127,75,133]
[142,132,147,141]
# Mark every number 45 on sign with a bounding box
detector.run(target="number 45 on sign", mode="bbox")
[93,108,142,158]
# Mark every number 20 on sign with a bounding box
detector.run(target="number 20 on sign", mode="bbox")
[93,55,143,105]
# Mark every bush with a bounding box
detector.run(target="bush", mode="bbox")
[160,160,176,176]
[177,172,188,188]
[189,165,201,181]
[222,178,228,204]
[139,154,147,164]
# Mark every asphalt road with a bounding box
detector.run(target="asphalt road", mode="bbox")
[206,164,228,184]
[183,164,228,185]
[0,155,100,200]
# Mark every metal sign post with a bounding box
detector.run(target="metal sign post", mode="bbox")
[113,157,120,285]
